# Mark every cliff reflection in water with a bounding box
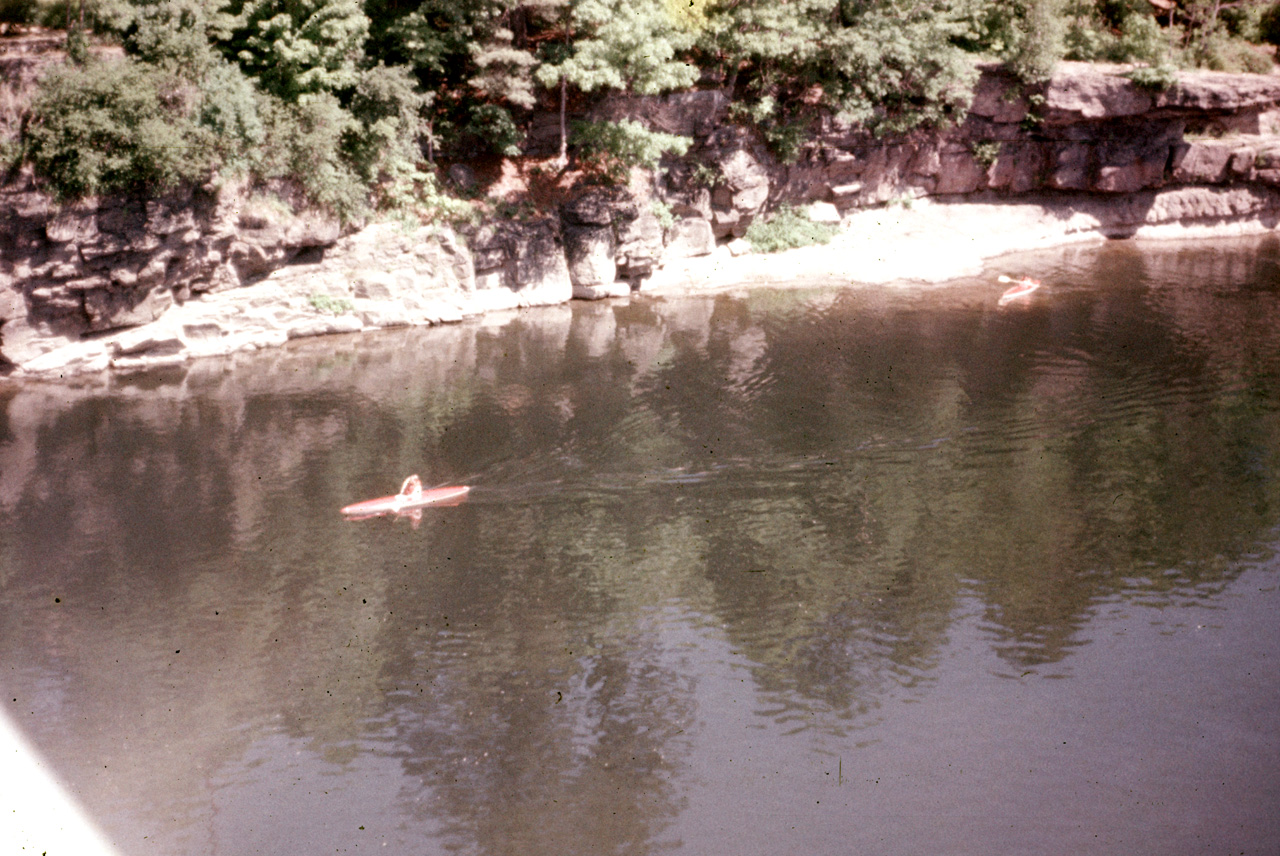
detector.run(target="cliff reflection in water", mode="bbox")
[1,235,1279,854]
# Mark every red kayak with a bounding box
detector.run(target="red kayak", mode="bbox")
[341,478,470,520]
[997,276,1041,305]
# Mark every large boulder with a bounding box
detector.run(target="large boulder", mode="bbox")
[1157,68,1280,116]
[562,187,638,227]
[615,206,665,280]
[0,179,346,366]
[1042,62,1156,123]
[1092,123,1183,193]
[563,224,618,294]
[702,127,773,236]
[468,219,571,302]
[662,217,715,261]
[560,187,647,294]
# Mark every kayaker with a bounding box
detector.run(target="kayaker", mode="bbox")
[997,275,1041,306]
[398,474,424,500]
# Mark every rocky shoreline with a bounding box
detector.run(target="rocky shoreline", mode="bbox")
[7,184,1280,381]
[4,61,1280,381]
[644,185,1280,292]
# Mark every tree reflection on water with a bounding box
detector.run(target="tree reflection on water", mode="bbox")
[1,235,1279,854]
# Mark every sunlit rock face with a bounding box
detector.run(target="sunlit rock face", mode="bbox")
[0,178,340,365]
[6,62,1280,377]
[786,63,1280,209]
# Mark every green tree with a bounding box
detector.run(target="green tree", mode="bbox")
[537,0,697,94]
[822,1,979,132]
[1181,0,1274,71]
[380,0,553,155]
[1006,0,1068,83]
[699,0,830,96]
[121,0,266,170]
[216,0,369,101]
[23,55,215,198]
[124,0,223,74]
[342,62,429,189]
[535,0,698,164]
[702,0,976,138]
[254,92,367,218]
[570,117,690,182]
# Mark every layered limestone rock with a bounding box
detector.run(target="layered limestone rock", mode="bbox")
[6,62,1280,378]
[0,177,341,367]
[744,62,1280,214]
[0,195,573,375]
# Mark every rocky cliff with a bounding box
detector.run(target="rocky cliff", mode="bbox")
[4,61,1280,378]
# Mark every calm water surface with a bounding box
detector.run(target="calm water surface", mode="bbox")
[3,237,1280,855]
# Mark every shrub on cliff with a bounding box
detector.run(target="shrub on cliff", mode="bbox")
[822,8,979,133]
[342,62,430,186]
[342,62,471,220]
[252,93,369,221]
[744,206,838,254]
[1006,0,1068,83]
[21,17,455,222]
[23,55,216,199]
[947,0,1068,84]
[1189,28,1274,73]
[537,0,700,163]
[570,118,691,184]
[375,0,545,157]
[124,0,224,75]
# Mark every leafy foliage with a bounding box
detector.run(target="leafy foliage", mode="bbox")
[215,0,369,101]
[121,0,267,171]
[570,118,690,182]
[1005,0,1068,83]
[703,0,977,138]
[23,55,214,199]
[253,92,368,220]
[534,0,697,160]
[465,102,524,155]
[124,0,223,75]
[968,139,1001,166]
[197,58,267,169]
[822,4,979,133]
[13,0,1280,219]
[1065,4,1177,64]
[1189,27,1274,72]
[535,0,698,95]
[379,0,551,156]
[1125,62,1179,90]
[338,62,470,218]
[744,206,838,254]
[308,292,355,314]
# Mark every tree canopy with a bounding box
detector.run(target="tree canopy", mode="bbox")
[7,0,1279,213]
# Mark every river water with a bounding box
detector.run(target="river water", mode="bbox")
[2,236,1280,855]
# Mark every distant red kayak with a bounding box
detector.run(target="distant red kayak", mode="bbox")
[341,485,470,519]
[997,276,1041,305]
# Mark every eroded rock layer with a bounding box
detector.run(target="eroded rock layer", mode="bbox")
[4,62,1280,377]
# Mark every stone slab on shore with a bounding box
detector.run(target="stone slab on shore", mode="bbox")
[645,186,1280,292]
